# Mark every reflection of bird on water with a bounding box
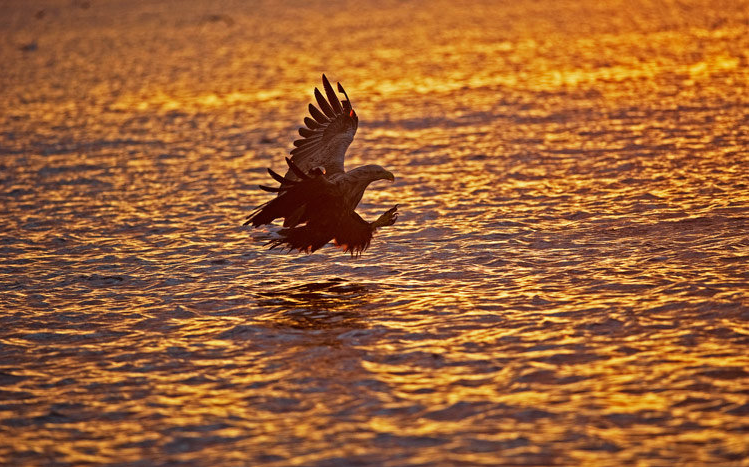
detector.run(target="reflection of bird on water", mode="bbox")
[244,75,399,256]
[257,278,373,329]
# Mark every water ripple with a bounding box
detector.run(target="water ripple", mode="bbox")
[0,0,747,465]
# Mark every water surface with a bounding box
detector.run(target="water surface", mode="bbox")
[1,0,748,465]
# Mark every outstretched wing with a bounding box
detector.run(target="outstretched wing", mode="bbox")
[284,74,359,181]
[245,159,380,256]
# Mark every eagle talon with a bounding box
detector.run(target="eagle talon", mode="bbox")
[372,204,399,229]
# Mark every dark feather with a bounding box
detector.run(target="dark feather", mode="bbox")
[298,127,318,138]
[308,104,328,124]
[283,205,306,228]
[243,201,270,226]
[333,212,374,256]
[290,143,321,158]
[259,184,280,193]
[269,225,333,253]
[294,144,321,155]
[314,88,336,119]
[323,74,343,114]
[267,168,288,185]
[304,117,322,130]
[285,157,309,180]
[290,145,314,156]
[301,135,322,145]
[337,82,351,104]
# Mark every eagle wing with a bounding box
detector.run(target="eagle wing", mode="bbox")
[245,159,382,256]
[284,74,358,180]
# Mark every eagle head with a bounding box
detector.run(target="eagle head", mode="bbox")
[349,164,394,184]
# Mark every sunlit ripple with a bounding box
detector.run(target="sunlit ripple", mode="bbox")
[0,0,747,465]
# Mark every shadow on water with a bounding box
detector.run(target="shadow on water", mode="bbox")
[255,277,376,330]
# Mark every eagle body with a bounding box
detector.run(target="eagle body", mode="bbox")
[244,75,398,256]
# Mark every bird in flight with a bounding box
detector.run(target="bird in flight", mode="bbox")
[244,74,399,256]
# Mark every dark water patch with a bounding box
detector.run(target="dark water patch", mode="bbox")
[697,368,748,381]
[422,401,505,422]
[0,372,26,386]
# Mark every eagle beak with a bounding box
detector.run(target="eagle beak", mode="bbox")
[385,171,395,182]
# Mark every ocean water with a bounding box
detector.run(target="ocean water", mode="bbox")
[0,0,748,465]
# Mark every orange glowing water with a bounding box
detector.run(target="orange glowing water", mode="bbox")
[0,0,747,465]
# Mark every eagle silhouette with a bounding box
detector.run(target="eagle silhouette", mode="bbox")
[244,75,399,256]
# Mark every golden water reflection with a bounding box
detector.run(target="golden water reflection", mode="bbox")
[0,0,747,465]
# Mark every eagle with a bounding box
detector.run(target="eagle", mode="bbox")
[244,74,399,256]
